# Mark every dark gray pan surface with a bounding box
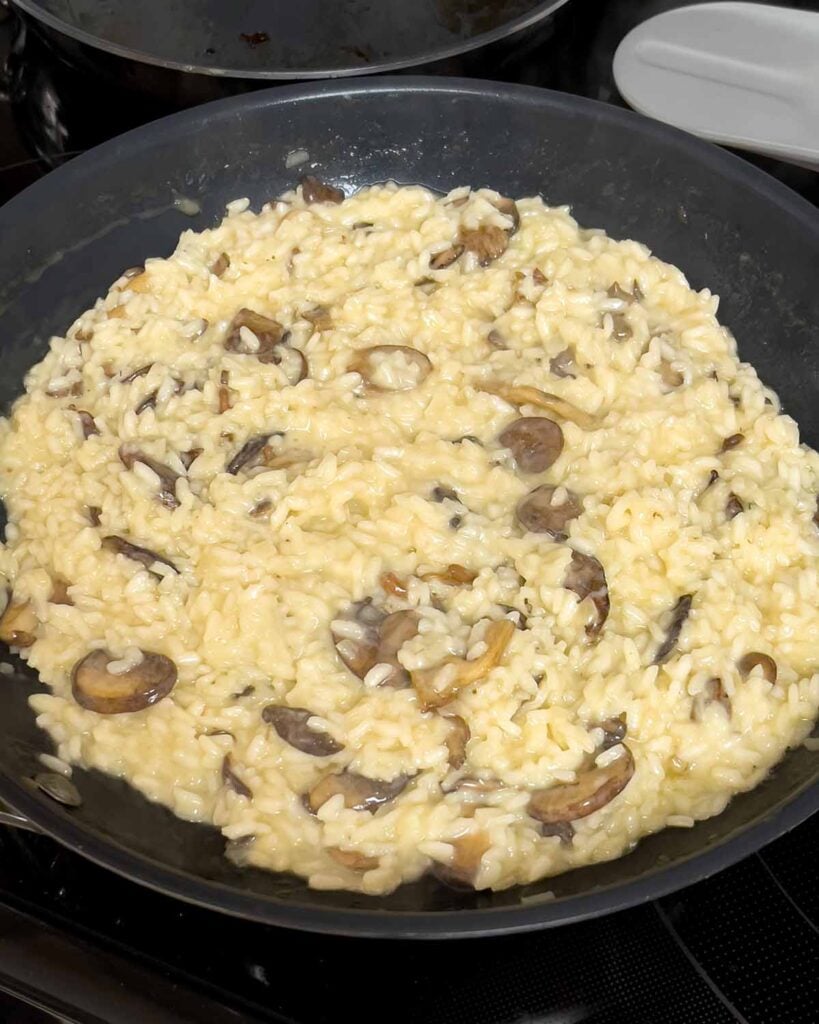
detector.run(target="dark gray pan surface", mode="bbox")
[0,79,816,937]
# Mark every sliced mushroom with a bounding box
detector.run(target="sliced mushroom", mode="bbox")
[180,448,203,471]
[221,755,253,799]
[431,485,459,503]
[441,775,502,796]
[700,469,719,496]
[652,594,693,666]
[499,604,528,630]
[430,830,491,889]
[597,715,627,750]
[564,551,610,638]
[482,383,598,430]
[499,417,564,473]
[119,444,180,509]
[487,329,507,350]
[50,578,73,606]
[607,282,639,303]
[332,603,419,689]
[444,714,470,769]
[609,313,632,342]
[300,175,345,205]
[121,364,153,384]
[135,390,158,415]
[86,505,102,527]
[532,267,547,286]
[737,652,777,683]
[249,498,273,519]
[350,345,432,392]
[460,225,508,266]
[415,277,439,295]
[224,308,286,362]
[226,433,275,475]
[813,496,819,529]
[34,772,82,807]
[71,649,177,714]
[380,572,408,598]
[540,821,575,845]
[725,493,744,520]
[720,433,744,453]
[327,847,379,871]
[549,347,577,379]
[302,305,333,331]
[411,619,515,710]
[305,770,409,814]
[262,705,344,756]
[269,344,308,385]
[419,564,477,586]
[528,745,634,825]
[74,410,99,438]
[217,370,232,414]
[492,196,520,233]
[659,360,684,389]
[0,598,37,647]
[102,535,178,577]
[517,484,583,540]
[692,677,731,720]
[430,245,464,270]
[211,252,230,277]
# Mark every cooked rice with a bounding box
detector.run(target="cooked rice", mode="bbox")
[0,181,817,894]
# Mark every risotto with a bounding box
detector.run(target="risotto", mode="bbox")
[0,179,817,895]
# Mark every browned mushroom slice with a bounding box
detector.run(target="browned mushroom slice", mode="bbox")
[460,225,508,266]
[700,469,719,496]
[376,611,420,689]
[121,364,153,384]
[119,444,180,509]
[540,821,575,845]
[564,551,610,638]
[517,484,583,540]
[720,433,744,453]
[262,705,344,756]
[74,410,99,438]
[609,313,632,342]
[71,649,177,714]
[487,329,507,350]
[737,652,777,683]
[431,485,459,503]
[327,847,379,871]
[430,830,491,889]
[725,493,744,520]
[135,390,158,415]
[652,594,693,666]
[332,603,419,689]
[692,677,731,721]
[0,598,37,647]
[442,775,502,796]
[499,604,528,630]
[659,360,684,389]
[180,448,203,471]
[528,745,634,825]
[211,252,230,277]
[302,305,333,331]
[532,267,547,286]
[224,308,286,361]
[482,384,598,430]
[300,175,345,204]
[34,771,82,807]
[249,498,273,519]
[86,505,102,526]
[415,277,439,295]
[430,244,464,270]
[419,564,477,586]
[492,196,520,233]
[226,433,274,475]
[597,715,627,750]
[549,347,577,379]
[380,571,408,598]
[270,344,308,385]
[814,496,819,529]
[50,578,73,606]
[305,770,409,814]
[443,714,470,769]
[221,754,253,799]
[411,619,515,710]
[102,535,178,576]
[499,417,564,473]
[350,345,432,391]
[217,370,232,414]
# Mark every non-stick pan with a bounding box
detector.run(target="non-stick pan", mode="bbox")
[0,79,816,939]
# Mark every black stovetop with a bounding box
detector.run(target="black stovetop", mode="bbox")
[0,3,817,1022]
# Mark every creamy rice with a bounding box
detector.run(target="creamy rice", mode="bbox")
[0,180,817,895]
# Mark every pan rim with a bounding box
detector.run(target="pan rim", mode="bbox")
[0,76,817,936]
[12,0,572,80]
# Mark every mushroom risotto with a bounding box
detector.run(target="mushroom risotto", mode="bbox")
[0,179,817,895]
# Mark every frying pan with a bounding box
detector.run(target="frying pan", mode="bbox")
[0,79,816,939]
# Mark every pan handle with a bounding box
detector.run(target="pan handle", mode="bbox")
[0,804,42,833]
